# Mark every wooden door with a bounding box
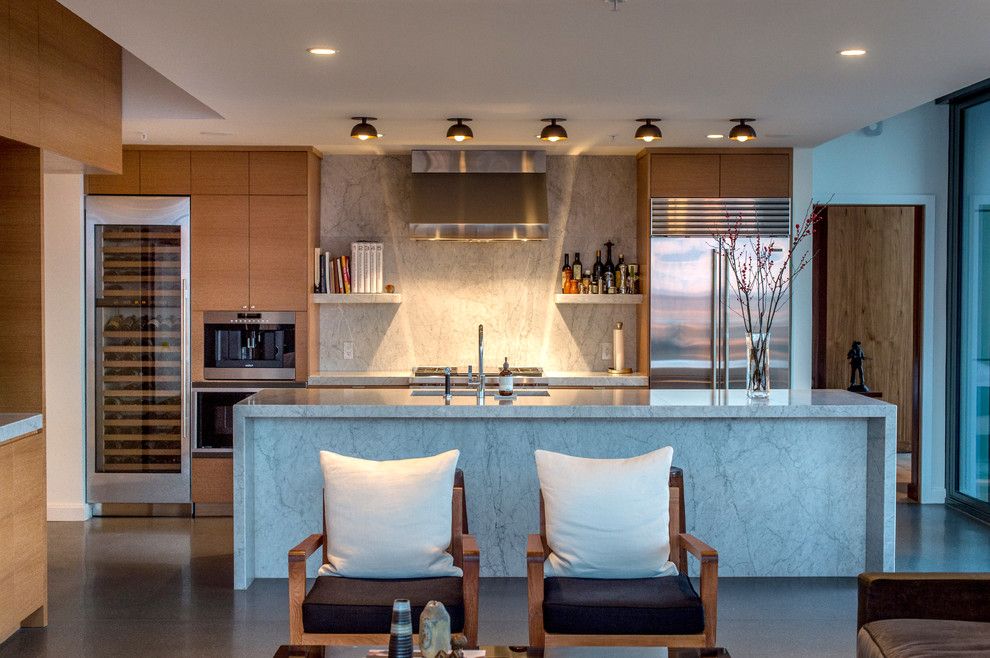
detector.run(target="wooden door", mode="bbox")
[649,154,720,197]
[248,195,308,310]
[190,195,250,311]
[813,205,922,483]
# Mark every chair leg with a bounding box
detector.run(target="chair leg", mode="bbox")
[462,558,480,648]
[288,560,307,644]
[526,563,545,648]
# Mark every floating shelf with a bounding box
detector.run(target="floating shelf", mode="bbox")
[312,293,402,305]
[555,294,643,305]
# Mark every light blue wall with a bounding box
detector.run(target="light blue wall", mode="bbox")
[811,101,949,503]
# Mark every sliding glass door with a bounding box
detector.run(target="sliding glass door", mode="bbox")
[948,89,990,521]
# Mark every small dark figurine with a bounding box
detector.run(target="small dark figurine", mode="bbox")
[847,341,870,392]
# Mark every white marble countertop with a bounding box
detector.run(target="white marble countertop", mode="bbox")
[306,370,648,388]
[238,388,895,420]
[0,413,43,445]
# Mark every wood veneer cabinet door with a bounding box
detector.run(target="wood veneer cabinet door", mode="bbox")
[191,195,250,311]
[191,151,249,195]
[249,151,309,195]
[649,154,719,197]
[0,1,11,137]
[248,195,308,310]
[718,153,791,198]
[85,150,140,195]
[191,455,233,504]
[140,151,191,194]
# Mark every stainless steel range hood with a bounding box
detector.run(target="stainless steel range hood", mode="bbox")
[410,150,548,241]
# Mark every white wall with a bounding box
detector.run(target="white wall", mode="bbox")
[43,173,90,520]
[811,101,949,503]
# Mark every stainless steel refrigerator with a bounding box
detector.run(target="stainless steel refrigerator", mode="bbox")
[649,198,792,390]
[85,196,191,505]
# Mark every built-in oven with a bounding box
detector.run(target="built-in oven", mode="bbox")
[203,311,296,380]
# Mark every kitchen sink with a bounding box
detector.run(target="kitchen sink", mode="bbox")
[410,388,550,397]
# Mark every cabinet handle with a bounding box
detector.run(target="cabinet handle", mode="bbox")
[241,305,248,309]
[250,305,256,309]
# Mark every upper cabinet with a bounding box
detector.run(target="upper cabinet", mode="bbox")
[247,196,309,310]
[86,150,140,195]
[140,151,191,195]
[190,195,250,311]
[718,154,791,198]
[191,151,249,195]
[642,149,792,199]
[649,154,720,198]
[249,152,309,195]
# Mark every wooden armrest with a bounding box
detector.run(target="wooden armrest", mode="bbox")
[526,534,547,562]
[288,534,324,563]
[679,532,718,563]
[463,534,480,561]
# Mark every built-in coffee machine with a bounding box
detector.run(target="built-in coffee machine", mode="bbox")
[202,311,296,381]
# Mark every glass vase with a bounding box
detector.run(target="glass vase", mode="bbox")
[746,332,771,399]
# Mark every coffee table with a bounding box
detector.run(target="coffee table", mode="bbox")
[274,646,730,657]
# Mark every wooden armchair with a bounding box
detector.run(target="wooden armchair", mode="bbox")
[526,466,718,649]
[288,472,479,647]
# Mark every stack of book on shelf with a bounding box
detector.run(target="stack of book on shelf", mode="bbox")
[313,242,385,294]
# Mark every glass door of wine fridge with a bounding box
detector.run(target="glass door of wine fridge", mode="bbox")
[86,196,191,504]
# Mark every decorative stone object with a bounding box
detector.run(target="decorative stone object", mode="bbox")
[387,599,413,658]
[419,600,452,658]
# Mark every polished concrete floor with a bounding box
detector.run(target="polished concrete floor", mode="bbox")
[1,504,988,658]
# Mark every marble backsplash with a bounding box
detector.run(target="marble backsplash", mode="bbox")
[318,154,639,372]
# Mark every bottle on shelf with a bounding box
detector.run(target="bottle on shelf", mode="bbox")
[603,241,616,293]
[561,254,572,293]
[617,254,627,294]
[592,250,603,287]
[571,252,582,283]
[499,357,514,396]
[582,269,591,294]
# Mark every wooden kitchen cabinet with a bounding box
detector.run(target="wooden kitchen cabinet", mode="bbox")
[249,151,309,195]
[191,195,250,311]
[85,149,141,195]
[191,151,249,195]
[9,0,40,146]
[191,454,233,504]
[248,195,309,310]
[140,150,191,194]
[649,154,720,198]
[719,153,791,197]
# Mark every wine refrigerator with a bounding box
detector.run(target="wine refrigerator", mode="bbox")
[85,196,191,505]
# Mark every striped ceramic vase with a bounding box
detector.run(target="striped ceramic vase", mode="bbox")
[387,599,413,658]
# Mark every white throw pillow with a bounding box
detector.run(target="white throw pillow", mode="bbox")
[317,449,462,579]
[535,447,677,579]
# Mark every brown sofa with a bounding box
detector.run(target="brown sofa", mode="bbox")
[857,572,990,657]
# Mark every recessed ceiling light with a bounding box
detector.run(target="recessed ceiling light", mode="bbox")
[308,47,338,55]
[838,48,867,57]
[707,134,724,139]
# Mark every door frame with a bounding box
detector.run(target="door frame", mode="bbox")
[812,203,926,502]
[946,83,990,522]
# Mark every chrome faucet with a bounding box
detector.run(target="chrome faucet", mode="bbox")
[477,324,485,400]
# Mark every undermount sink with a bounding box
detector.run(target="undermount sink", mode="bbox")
[410,388,550,397]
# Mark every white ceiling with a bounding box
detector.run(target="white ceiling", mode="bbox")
[62,0,990,154]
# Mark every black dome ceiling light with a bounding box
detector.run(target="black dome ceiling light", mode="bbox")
[350,117,380,141]
[446,118,474,142]
[539,118,568,142]
[728,118,757,142]
[634,118,662,143]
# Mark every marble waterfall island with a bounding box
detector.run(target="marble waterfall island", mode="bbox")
[232,388,895,589]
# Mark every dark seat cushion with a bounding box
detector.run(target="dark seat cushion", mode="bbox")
[859,619,990,658]
[302,576,464,635]
[543,574,705,636]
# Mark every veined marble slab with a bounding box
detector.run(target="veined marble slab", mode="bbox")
[233,389,895,589]
[306,370,648,388]
[0,413,42,445]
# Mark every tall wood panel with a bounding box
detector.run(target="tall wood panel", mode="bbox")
[0,430,47,642]
[0,2,9,136]
[191,195,250,310]
[816,205,920,454]
[0,140,44,413]
[248,195,308,310]
[9,0,41,147]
